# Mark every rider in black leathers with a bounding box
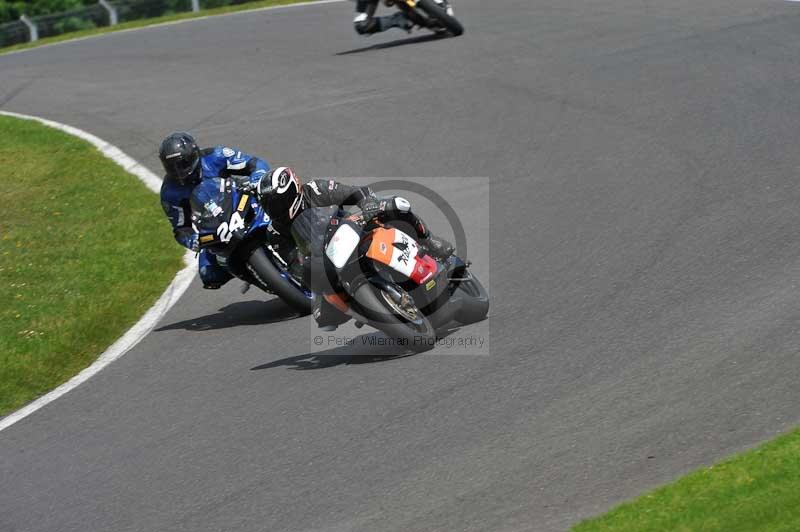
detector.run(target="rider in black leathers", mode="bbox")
[353,0,455,35]
[353,0,413,35]
[257,167,453,329]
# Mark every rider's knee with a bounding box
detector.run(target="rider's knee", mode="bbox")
[199,264,232,288]
[390,197,411,213]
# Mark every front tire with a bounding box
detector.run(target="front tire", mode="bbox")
[352,283,437,353]
[416,0,464,36]
[246,247,313,315]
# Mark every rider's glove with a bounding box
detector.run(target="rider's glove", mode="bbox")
[188,233,200,253]
[358,198,382,222]
[245,169,268,194]
[235,177,258,194]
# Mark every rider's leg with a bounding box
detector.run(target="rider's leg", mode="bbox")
[354,0,412,35]
[267,231,303,280]
[381,197,455,260]
[199,249,234,289]
[313,296,350,331]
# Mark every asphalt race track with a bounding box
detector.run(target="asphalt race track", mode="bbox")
[3,1,800,530]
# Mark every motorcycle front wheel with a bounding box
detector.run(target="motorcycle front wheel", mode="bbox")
[415,0,464,36]
[352,282,437,353]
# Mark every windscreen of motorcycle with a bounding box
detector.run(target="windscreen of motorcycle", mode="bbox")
[190,178,232,233]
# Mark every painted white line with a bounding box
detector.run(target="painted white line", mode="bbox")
[0,110,196,433]
[0,0,346,58]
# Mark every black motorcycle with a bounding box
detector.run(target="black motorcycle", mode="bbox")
[292,206,488,352]
[374,0,464,36]
[190,177,314,314]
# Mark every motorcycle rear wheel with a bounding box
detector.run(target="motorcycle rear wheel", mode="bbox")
[453,271,489,324]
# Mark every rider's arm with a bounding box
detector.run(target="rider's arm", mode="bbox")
[160,181,197,249]
[305,179,374,207]
[161,198,197,249]
[244,156,269,186]
[365,196,431,239]
[213,145,270,186]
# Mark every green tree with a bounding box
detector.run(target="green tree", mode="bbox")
[0,1,22,24]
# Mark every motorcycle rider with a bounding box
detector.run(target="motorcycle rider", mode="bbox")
[159,131,270,289]
[353,0,455,35]
[353,0,412,35]
[257,166,454,329]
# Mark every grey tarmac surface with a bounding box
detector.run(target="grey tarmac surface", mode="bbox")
[3,1,800,530]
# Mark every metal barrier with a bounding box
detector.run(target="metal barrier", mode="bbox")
[108,0,194,24]
[31,5,111,40]
[0,0,238,48]
[0,20,31,47]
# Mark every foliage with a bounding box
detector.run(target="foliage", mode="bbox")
[0,0,96,23]
[0,0,308,52]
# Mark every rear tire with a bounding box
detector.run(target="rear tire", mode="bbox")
[416,0,464,36]
[453,271,489,324]
[247,247,313,315]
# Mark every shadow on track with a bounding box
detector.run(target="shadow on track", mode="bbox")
[250,326,465,370]
[156,299,301,332]
[336,32,449,56]
[251,331,412,371]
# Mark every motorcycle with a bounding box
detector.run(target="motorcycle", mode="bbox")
[190,177,314,314]
[373,0,464,37]
[291,206,489,353]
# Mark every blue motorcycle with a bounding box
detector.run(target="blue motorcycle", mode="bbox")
[190,177,314,314]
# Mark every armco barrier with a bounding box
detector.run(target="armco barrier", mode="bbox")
[0,0,202,47]
[0,20,30,47]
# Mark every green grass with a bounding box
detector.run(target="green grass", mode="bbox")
[0,0,318,55]
[573,428,800,532]
[0,114,184,416]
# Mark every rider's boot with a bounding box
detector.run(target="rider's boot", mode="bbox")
[314,297,350,332]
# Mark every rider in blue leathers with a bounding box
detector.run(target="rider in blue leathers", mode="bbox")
[159,132,270,289]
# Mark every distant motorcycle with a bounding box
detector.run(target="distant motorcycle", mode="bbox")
[190,177,314,314]
[292,206,488,352]
[378,0,464,36]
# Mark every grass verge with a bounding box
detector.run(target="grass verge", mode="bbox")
[573,428,800,532]
[0,0,325,56]
[0,114,184,416]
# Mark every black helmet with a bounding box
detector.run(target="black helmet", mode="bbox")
[259,166,305,225]
[159,132,201,185]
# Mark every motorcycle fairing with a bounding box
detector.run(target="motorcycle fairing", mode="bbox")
[190,178,271,255]
[325,224,361,269]
[366,227,438,284]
